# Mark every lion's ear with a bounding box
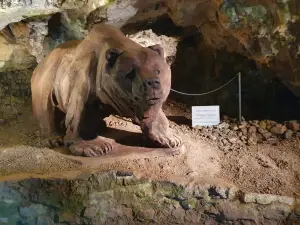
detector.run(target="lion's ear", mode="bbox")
[148,44,164,58]
[106,48,123,68]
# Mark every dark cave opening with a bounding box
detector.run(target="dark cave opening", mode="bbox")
[170,36,300,122]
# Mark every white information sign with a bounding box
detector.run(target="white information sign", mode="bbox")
[192,105,220,127]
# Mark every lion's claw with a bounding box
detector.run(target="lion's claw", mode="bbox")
[69,138,115,157]
[149,132,182,148]
[43,136,64,148]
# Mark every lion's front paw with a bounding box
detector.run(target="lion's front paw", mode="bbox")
[69,138,115,157]
[149,132,182,148]
[42,136,64,148]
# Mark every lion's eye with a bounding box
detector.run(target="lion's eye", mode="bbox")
[125,69,136,80]
[154,69,160,75]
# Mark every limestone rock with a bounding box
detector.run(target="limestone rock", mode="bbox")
[283,129,293,140]
[19,204,50,223]
[258,128,267,134]
[216,201,259,221]
[262,203,292,221]
[286,121,300,132]
[229,124,239,131]
[241,192,295,206]
[127,29,179,63]
[247,134,257,145]
[241,127,248,135]
[0,171,299,224]
[267,137,279,145]
[259,121,267,130]
[27,21,49,63]
[0,27,36,72]
[270,124,287,135]
[218,122,230,129]
[0,20,51,72]
[248,126,257,134]
[0,1,61,30]
[262,132,272,140]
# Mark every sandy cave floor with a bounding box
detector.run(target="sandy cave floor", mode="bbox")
[0,100,299,197]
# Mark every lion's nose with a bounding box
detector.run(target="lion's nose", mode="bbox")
[143,78,161,89]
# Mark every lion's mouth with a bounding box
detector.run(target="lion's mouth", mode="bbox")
[148,97,160,105]
[149,97,160,101]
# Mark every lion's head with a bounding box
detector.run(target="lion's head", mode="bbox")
[104,44,171,112]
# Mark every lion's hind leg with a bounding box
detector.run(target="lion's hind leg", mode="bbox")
[46,106,67,148]
[34,92,66,148]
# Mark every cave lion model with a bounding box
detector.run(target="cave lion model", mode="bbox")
[31,24,182,157]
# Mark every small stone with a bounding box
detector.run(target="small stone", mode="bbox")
[248,126,257,134]
[283,129,293,139]
[253,123,260,128]
[218,122,229,129]
[259,120,267,129]
[241,127,247,135]
[223,129,230,134]
[247,135,257,145]
[230,124,239,131]
[240,135,247,142]
[267,120,277,127]
[228,137,238,144]
[210,134,217,141]
[287,120,299,132]
[194,125,201,130]
[270,124,287,135]
[34,130,40,137]
[258,128,267,134]
[221,138,229,145]
[262,132,272,140]
[227,130,235,136]
[238,122,247,129]
[255,133,263,143]
[267,137,278,145]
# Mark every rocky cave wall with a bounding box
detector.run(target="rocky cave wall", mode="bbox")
[0,0,300,121]
[1,171,299,225]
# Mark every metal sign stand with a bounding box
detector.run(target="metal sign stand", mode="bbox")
[171,71,243,123]
[238,72,242,122]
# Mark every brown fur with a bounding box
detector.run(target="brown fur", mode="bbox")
[31,24,181,157]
